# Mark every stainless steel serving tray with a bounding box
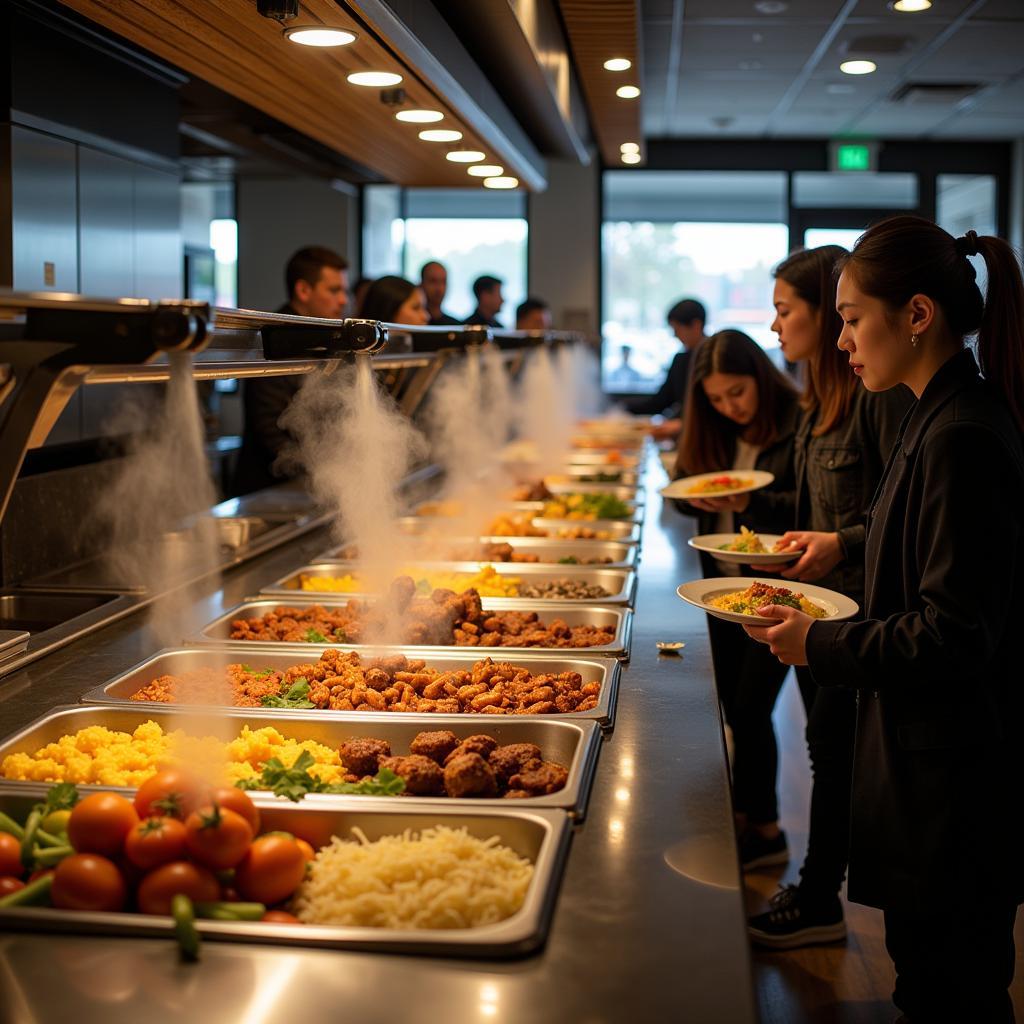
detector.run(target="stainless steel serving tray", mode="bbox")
[318,537,638,569]
[0,786,571,957]
[260,561,637,606]
[565,451,641,467]
[538,483,643,503]
[412,499,644,525]
[1,702,602,817]
[191,599,633,662]
[548,467,641,486]
[395,516,641,544]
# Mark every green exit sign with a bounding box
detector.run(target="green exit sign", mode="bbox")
[831,141,876,172]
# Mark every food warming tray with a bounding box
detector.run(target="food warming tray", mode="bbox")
[396,516,641,544]
[538,483,644,503]
[412,500,645,525]
[0,786,570,957]
[191,598,634,661]
[318,537,639,569]
[1,702,602,817]
[260,562,637,606]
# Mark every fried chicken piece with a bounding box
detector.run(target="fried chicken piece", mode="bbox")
[488,743,543,787]
[443,752,498,798]
[409,730,460,765]
[389,575,417,611]
[379,754,444,796]
[509,759,569,796]
[444,734,499,765]
[338,737,391,777]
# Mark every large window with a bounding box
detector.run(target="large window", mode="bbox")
[363,186,528,327]
[602,172,789,393]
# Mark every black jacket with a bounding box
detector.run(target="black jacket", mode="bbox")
[807,350,1024,913]
[231,303,304,495]
[627,350,692,417]
[674,393,801,577]
[464,310,502,328]
[791,386,913,603]
[429,311,461,326]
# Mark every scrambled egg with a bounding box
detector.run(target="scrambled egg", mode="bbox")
[299,565,520,598]
[1,721,346,787]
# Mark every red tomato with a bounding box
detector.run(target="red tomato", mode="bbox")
[67,794,139,857]
[206,788,260,835]
[0,876,25,897]
[51,854,126,912]
[123,816,187,871]
[235,835,306,905]
[136,861,219,916]
[0,833,23,877]
[133,769,205,821]
[184,805,252,870]
[261,910,301,924]
[28,867,54,884]
[294,838,315,864]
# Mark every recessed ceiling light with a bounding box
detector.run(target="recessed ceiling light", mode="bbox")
[347,71,403,87]
[446,149,487,163]
[283,26,357,47]
[396,109,444,123]
[621,153,642,165]
[616,85,641,99]
[890,0,931,10]
[419,129,463,142]
[483,176,519,189]
[754,0,788,13]
[620,142,640,154]
[603,58,632,72]
[467,164,504,177]
[840,59,877,75]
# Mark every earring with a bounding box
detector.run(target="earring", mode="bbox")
[911,334,919,348]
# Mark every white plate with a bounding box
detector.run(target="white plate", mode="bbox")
[688,533,802,566]
[661,470,775,501]
[676,577,859,626]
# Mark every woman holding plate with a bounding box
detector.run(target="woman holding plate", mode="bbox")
[672,330,802,870]
[743,246,913,950]
[745,217,1024,1021]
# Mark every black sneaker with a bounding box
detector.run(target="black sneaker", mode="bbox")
[747,885,847,949]
[738,828,789,870]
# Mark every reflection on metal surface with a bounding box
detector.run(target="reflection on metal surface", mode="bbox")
[240,959,299,1024]
[663,836,741,891]
[608,817,625,843]
[619,755,635,780]
[479,982,500,1019]
[614,786,630,803]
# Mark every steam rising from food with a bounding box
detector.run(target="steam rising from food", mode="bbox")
[514,348,573,475]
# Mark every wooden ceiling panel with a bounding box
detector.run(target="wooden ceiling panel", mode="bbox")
[557,0,644,166]
[57,0,521,187]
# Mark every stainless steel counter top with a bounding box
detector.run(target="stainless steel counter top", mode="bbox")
[0,460,756,1024]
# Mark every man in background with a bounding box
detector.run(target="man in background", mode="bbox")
[516,296,552,332]
[233,246,349,495]
[465,274,504,328]
[420,261,460,325]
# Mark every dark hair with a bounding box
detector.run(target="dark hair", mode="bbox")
[473,275,502,299]
[774,245,850,436]
[841,216,1024,429]
[359,275,417,322]
[667,298,706,327]
[676,330,800,475]
[285,246,348,298]
[516,296,549,322]
[420,260,445,279]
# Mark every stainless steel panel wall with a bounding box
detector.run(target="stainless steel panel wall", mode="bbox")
[133,164,182,301]
[79,147,134,297]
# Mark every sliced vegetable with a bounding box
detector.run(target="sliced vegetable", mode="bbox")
[67,793,139,857]
[194,901,265,921]
[0,872,53,908]
[51,854,126,912]
[32,844,74,868]
[172,894,200,961]
[0,811,25,841]
[20,810,42,869]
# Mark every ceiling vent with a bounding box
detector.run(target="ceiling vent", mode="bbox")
[842,34,914,54]
[891,81,982,104]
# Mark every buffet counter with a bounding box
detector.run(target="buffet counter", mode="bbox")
[0,458,756,1024]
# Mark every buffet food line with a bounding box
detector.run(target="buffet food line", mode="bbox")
[0,302,756,1022]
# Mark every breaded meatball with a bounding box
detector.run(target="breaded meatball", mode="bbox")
[443,734,499,766]
[443,752,498,798]
[338,737,391,777]
[509,759,569,796]
[379,754,444,796]
[409,730,460,765]
[488,743,543,787]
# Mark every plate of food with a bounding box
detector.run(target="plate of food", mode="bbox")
[688,527,803,566]
[676,578,859,626]
[661,470,775,501]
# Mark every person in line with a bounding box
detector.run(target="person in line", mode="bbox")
[232,245,348,495]
[516,296,552,331]
[419,261,460,326]
[745,217,1024,1021]
[465,275,504,328]
[673,330,802,869]
[360,275,429,326]
[734,246,911,948]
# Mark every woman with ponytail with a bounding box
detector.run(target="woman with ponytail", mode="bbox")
[746,216,1024,1021]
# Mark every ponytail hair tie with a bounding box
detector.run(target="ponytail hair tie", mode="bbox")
[954,230,980,258]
